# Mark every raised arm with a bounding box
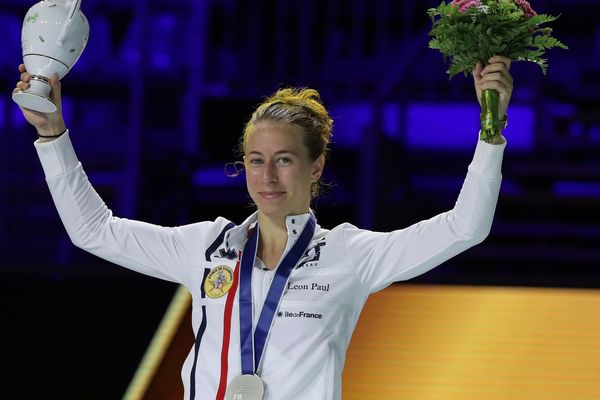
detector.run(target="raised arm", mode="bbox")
[14,65,218,284]
[343,58,512,293]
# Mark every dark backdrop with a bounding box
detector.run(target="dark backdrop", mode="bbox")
[1,0,598,398]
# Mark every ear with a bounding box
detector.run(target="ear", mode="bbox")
[311,154,325,182]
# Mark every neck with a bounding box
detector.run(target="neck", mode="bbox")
[256,213,287,270]
[256,211,308,269]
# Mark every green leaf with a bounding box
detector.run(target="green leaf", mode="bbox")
[427,0,567,79]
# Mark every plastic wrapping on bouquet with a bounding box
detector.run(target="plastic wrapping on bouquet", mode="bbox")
[480,89,501,143]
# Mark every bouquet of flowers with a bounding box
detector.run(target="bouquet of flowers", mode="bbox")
[428,0,568,142]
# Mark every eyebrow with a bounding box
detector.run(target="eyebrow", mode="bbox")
[247,150,297,156]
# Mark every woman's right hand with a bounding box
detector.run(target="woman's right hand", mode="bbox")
[13,64,66,137]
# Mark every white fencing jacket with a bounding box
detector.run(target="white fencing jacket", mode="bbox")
[35,132,505,400]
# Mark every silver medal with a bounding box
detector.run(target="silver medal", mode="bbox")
[225,374,264,400]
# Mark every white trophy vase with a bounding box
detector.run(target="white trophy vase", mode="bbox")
[12,0,89,113]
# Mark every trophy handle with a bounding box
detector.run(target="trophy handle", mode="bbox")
[56,0,82,46]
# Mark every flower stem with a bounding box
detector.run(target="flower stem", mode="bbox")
[480,89,500,143]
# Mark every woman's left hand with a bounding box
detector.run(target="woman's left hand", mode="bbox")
[472,55,514,120]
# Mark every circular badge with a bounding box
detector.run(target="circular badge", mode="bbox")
[204,265,234,299]
[225,374,264,400]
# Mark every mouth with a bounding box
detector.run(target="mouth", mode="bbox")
[259,191,286,200]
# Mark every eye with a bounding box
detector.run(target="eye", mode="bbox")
[248,158,263,166]
[276,156,293,165]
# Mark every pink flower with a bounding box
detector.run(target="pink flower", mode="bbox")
[513,0,537,17]
[450,0,482,13]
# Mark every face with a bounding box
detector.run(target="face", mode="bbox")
[244,121,324,221]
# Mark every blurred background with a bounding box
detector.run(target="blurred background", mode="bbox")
[1,0,598,398]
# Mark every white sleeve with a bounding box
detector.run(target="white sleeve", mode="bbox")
[343,138,506,293]
[34,131,217,284]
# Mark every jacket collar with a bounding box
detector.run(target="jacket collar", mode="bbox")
[224,210,315,251]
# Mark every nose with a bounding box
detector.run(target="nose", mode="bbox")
[263,160,278,184]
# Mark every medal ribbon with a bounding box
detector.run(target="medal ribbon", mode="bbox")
[239,214,316,374]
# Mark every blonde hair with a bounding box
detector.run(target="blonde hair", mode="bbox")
[241,87,333,197]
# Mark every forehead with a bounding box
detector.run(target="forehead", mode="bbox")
[245,121,307,153]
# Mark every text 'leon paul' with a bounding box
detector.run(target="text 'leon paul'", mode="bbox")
[287,282,330,292]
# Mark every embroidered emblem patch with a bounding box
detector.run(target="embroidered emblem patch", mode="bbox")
[204,265,234,298]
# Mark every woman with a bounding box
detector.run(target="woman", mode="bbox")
[15,56,512,400]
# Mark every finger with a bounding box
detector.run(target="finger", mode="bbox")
[479,71,513,88]
[16,81,30,91]
[481,65,514,85]
[488,55,511,70]
[18,64,26,73]
[482,62,512,76]
[20,72,31,82]
[13,82,30,94]
[479,79,512,97]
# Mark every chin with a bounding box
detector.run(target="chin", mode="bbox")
[256,203,301,220]
[257,204,287,217]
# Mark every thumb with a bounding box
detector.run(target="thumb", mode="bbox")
[49,73,62,107]
[472,63,483,81]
